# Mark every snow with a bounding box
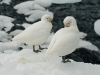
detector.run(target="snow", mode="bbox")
[0,0,11,5]
[94,19,100,36]
[0,15,14,23]
[78,40,99,51]
[4,22,14,32]
[0,49,100,75]
[0,15,14,32]
[79,32,87,39]
[0,1,99,74]
[0,21,4,30]
[34,0,52,7]
[0,42,22,53]
[10,30,23,37]
[22,23,31,29]
[25,10,53,22]
[0,31,10,42]
[14,1,45,14]
[52,0,82,4]
[14,1,53,22]
[45,32,54,45]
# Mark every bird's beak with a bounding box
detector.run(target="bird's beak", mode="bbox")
[49,18,52,22]
[65,23,70,27]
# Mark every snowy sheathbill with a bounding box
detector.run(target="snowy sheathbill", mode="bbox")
[45,16,80,63]
[12,14,52,53]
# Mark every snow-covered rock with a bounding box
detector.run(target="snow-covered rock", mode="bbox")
[0,15,14,32]
[78,39,99,51]
[0,21,4,30]
[10,30,23,37]
[34,0,52,7]
[14,1,53,22]
[25,10,53,22]
[79,32,87,39]
[0,15,14,23]
[94,19,100,36]
[0,31,10,42]
[52,0,82,4]
[4,22,14,32]
[0,0,11,5]
[22,23,31,29]
[14,1,45,14]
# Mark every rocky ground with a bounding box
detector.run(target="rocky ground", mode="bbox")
[0,0,100,64]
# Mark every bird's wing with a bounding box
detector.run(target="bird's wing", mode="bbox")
[12,21,45,41]
[45,29,62,56]
[46,32,79,57]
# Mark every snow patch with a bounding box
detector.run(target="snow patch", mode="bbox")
[0,0,11,5]
[52,0,82,4]
[14,1,45,14]
[0,42,22,53]
[79,32,87,39]
[0,49,100,75]
[94,19,100,36]
[78,40,99,51]
[0,15,14,32]
[25,10,53,22]
[22,23,31,29]
[34,0,52,7]
[10,30,23,37]
[0,31,10,42]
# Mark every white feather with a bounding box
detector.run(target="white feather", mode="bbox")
[12,14,52,46]
[46,16,80,57]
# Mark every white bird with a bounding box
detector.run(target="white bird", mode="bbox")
[45,16,80,63]
[12,14,52,53]
[94,19,100,36]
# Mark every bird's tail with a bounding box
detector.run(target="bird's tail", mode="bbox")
[11,40,20,44]
[45,50,54,58]
[11,38,21,44]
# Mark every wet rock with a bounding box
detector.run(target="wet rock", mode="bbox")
[65,48,100,64]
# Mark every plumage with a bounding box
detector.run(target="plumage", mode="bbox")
[12,14,52,53]
[45,16,80,62]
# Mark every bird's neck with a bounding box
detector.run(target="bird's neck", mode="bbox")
[41,20,51,24]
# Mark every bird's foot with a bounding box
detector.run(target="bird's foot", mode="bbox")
[62,59,71,63]
[66,59,71,62]
[39,47,48,50]
[34,50,41,53]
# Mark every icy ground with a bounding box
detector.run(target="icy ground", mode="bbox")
[0,32,99,75]
[0,31,99,75]
[0,49,100,75]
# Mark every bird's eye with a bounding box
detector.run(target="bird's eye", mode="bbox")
[47,18,49,19]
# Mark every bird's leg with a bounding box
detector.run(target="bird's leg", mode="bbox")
[66,59,71,62]
[39,45,48,50]
[62,56,66,63]
[33,45,41,53]
[62,56,71,63]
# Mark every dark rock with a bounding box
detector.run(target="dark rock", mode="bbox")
[7,25,25,33]
[65,48,100,64]
[18,47,23,50]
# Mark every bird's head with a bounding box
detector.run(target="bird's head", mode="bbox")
[41,14,52,22]
[63,16,77,27]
